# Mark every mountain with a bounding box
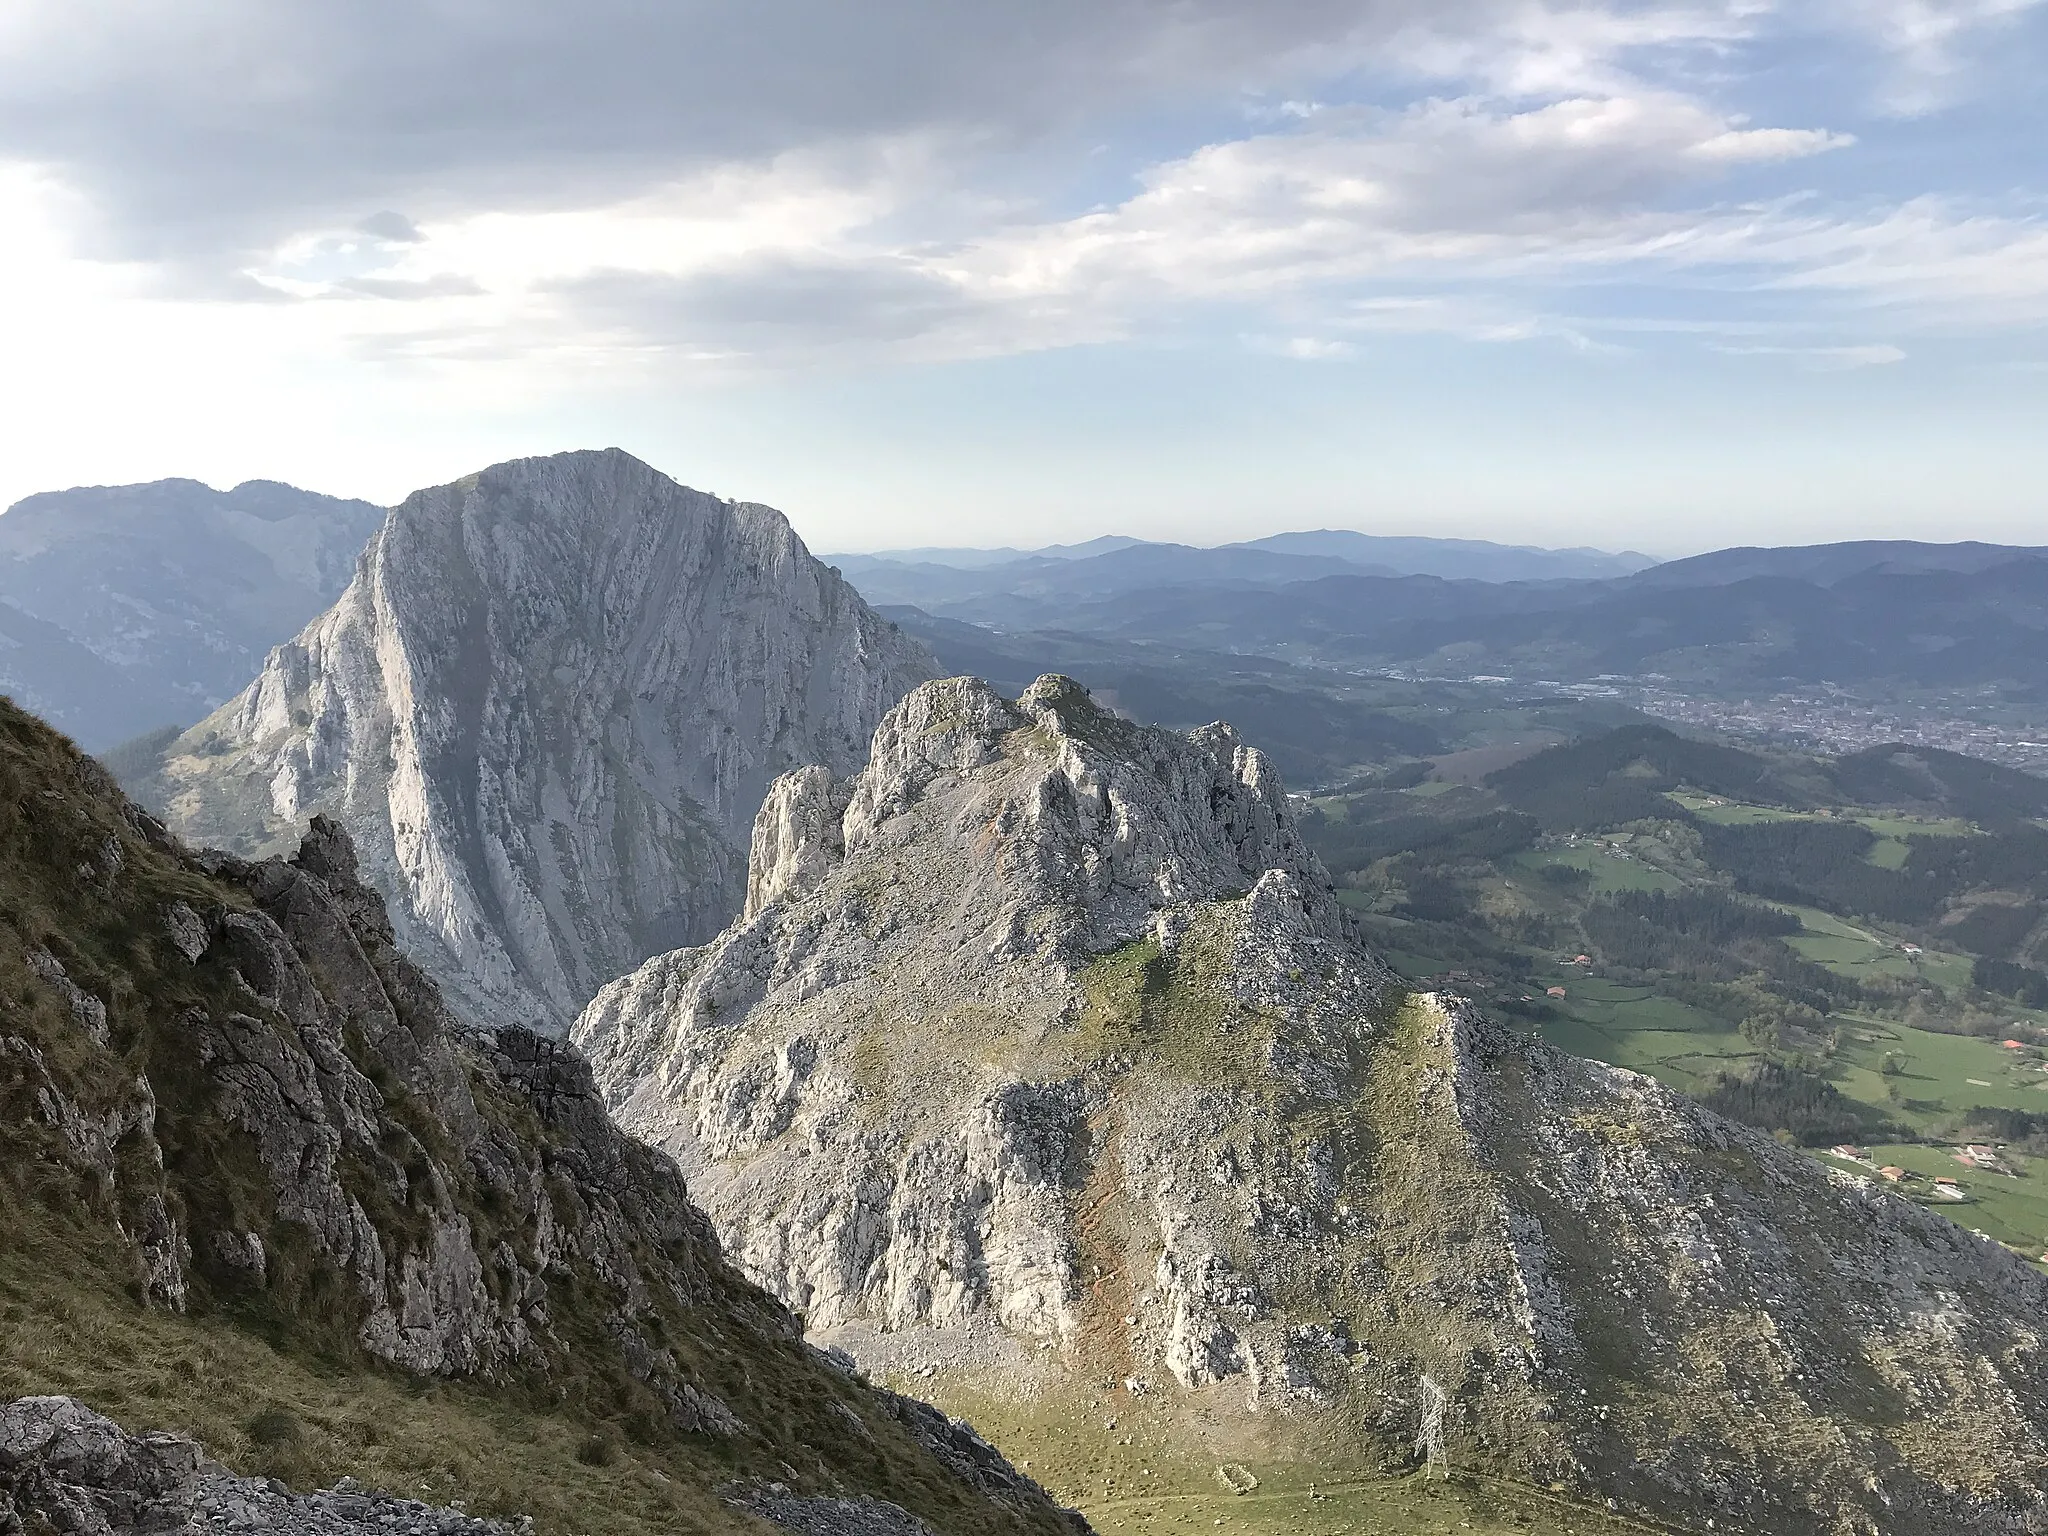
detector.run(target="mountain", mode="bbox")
[125,449,938,1035]
[829,542,1377,619]
[834,536,1147,570]
[0,693,1084,1536]
[880,605,1454,790]
[1625,539,2048,591]
[573,674,2048,1535]
[1350,560,2048,686]
[830,533,1654,609]
[896,553,2048,690]
[0,478,386,750]
[1828,742,2048,825]
[1233,530,1655,582]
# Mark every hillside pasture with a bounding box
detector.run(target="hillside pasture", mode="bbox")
[1817,1143,2048,1258]
[1513,846,1686,895]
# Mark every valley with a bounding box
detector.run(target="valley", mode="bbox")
[1296,728,2048,1260]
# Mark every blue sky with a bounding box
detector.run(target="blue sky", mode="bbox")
[0,0,2043,554]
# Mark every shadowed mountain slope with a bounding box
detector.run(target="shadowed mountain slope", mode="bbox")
[0,692,1084,1536]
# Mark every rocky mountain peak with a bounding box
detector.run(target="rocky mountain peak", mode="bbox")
[577,674,2048,1536]
[135,449,939,1033]
[747,673,1337,960]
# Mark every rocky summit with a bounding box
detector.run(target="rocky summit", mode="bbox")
[0,693,1083,1536]
[576,673,2048,1536]
[133,449,937,1034]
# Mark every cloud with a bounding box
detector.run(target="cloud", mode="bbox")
[358,211,424,244]
[1820,0,2047,112]
[552,258,999,361]
[0,0,1517,269]
[1264,335,1358,359]
[333,274,484,301]
[0,0,1908,275]
[946,93,1851,305]
[1714,341,1908,366]
[0,0,2040,387]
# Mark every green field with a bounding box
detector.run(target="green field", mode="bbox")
[1664,791,1978,846]
[1523,972,1757,1095]
[1083,1475,1669,1535]
[1513,846,1685,895]
[1373,945,1459,981]
[941,1382,1674,1536]
[1852,812,1977,839]
[1401,778,1462,799]
[1320,773,2048,1268]
[1779,905,1978,991]
[1824,1015,2048,1126]
[1779,908,1891,976]
[1818,1143,2048,1256]
[1665,792,1809,826]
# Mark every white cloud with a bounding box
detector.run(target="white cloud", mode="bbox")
[1714,341,1908,366]
[1821,0,2047,112]
[0,0,2041,510]
[940,93,1851,308]
[1272,336,1359,359]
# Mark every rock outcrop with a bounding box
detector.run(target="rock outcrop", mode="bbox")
[0,695,1082,1536]
[0,1394,1055,1536]
[136,449,937,1032]
[576,673,2048,1536]
[0,477,385,752]
[0,1397,516,1536]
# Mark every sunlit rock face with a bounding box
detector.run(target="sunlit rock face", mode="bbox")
[578,673,2048,1536]
[144,448,937,1033]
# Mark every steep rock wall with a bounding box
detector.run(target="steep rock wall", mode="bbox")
[140,449,937,1032]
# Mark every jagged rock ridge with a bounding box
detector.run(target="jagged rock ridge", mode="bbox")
[135,449,938,1033]
[0,695,1082,1536]
[576,673,2048,1536]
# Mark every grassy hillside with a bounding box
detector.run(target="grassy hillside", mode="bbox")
[0,693,1077,1536]
[947,1382,1675,1536]
[1302,724,2048,1261]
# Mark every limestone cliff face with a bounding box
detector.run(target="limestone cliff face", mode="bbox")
[577,674,2048,1536]
[140,449,937,1033]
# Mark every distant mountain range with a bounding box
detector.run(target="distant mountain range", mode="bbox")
[1627,539,2048,590]
[837,534,1146,568]
[855,537,2048,690]
[828,529,1656,612]
[0,478,386,751]
[1234,528,1657,581]
[6,460,2046,760]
